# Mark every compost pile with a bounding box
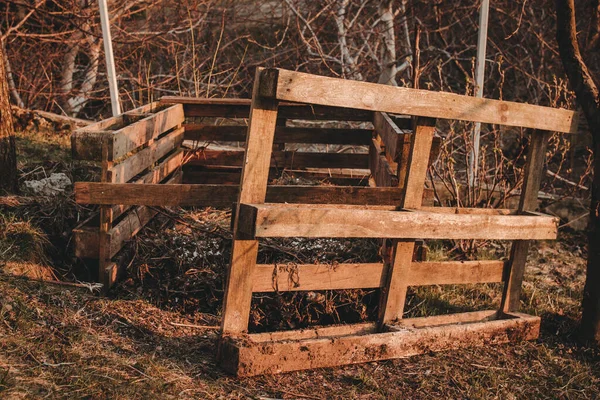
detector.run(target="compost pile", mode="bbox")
[115,206,383,332]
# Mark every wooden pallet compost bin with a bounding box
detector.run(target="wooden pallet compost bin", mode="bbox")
[216,67,578,376]
[73,96,440,288]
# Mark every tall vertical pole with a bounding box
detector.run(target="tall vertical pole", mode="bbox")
[469,0,490,188]
[98,0,121,116]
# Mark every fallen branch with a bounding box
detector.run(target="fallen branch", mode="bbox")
[546,169,589,190]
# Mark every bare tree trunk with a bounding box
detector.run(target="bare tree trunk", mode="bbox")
[0,41,18,194]
[377,0,397,85]
[556,0,600,344]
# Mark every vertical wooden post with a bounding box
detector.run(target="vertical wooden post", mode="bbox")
[99,137,114,288]
[378,117,436,327]
[500,130,550,312]
[221,68,280,334]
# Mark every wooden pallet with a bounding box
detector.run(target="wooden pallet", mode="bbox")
[72,102,185,288]
[218,67,576,376]
[73,97,441,287]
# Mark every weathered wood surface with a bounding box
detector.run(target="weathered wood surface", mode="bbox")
[186,150,369,169]
[108,127,184,183]
[262,68,578,133]
[181,165,371,186]
[378,117,436,324]
[221,68,280,335]
[112,104,184,160]
[369,138,399,187]
[72,102,162,160]
[220,312,540,376]
[237,203,558,240]
[251,260,505,292]
[74,183,410,207]
[501,131,552,313]
[160,96,381,122]
[185,125,373,145]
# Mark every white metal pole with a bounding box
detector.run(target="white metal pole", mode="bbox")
[469,0,489,188]
[98,0,121,116]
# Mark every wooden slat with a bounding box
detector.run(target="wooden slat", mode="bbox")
[75,184,408,207]
[181,166,371,186]
[110,149,184,220]
[220,312,540,376]
[221,68,280,335]
[500,131,552,313]
[108,205,157,259]
[108,127,184,183]
[379,117,436,325]
[374,112,404,161]
[237,204,558,240]
[72,102,162,161]
[251,260,505,292]
[112,104,184,160]
[184,125,373,145]
[186,150,369,169]
[263,68,579,134]
[369,138,398,187]
[160,96,374,121]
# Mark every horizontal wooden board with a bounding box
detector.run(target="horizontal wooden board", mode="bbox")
[263,68,579,133]
[184,124,373,145]
[112,104,184,160]
[74,183,406,207]
[220,312,540,376]
[251,260,505,292]
[181,165,371,186]
[187,150,369,169]
[160,96,376,121]
[72,102,162,161]
[111,149,184,220]
[108,127,184,183]
[238,204,559,239]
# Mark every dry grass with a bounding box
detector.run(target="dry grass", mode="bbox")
[0,232,599,399]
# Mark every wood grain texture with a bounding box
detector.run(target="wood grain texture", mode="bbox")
[268,68,578,133]
[238,204,558,240]
[184,125,373,145]
[220,312,540,376]
[186,149,369,169]
[251,260,505,292]
[378,117,436,325]
[501,131,552,313]
[108,127,184,183]
[74,183,410,207]
[221,68,280,334]
[112,104,184,160]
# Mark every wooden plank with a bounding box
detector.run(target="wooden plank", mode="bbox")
[220,312,540,376]
[108,205,157,259]
[238,203,558,240]
[374,112,404,161]
[253,263,385,292]
[221,68,280,335]
[71,102,162,161]
[404,260,505,286]
[160,96,374,121]
[251,323,377,343]
[72,224,99,259]
[500,131,552,313]
[369,138,399,187]
[265,68,578,134]
[186,150,369,169]
[110,149,184,220]
[184,125,373,145]
[74,183,408,207]
[108,127,184,183]
[378,117,436,325]
[112,104,184,160]
[251,260,505,292]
